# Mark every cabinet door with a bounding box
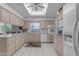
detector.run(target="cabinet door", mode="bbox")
[48,34,53,43]
[0,6,2,22]
[54,34,58,51]
[2,8,10,23]
[7,37,16,56]
[20,19,24,26]
[10,14,16,25]
[24,21,30,29]
[18,18,22,26]
[57,37,63,56]
[15,16,20,26]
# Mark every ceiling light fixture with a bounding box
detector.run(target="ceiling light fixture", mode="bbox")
[23,3,48,16]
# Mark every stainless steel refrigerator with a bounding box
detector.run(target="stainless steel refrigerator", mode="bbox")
[63,3,79,56]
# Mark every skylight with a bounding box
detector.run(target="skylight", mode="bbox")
[24,3,48,16]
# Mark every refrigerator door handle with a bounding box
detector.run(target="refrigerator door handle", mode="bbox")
[73,20,79,56]
[78,23,79,55]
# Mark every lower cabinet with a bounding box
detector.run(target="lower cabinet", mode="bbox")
[54,34,58,51]
[0,32,26,56]
[54,34,63,56]
[16,33,25,50]
[25,32,41,42]
[48,33,54,43]
[57,36,63,56]
[7,37,16,56]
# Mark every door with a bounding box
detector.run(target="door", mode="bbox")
[73,19,79,56]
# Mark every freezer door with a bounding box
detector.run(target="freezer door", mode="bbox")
[73,19,79,56]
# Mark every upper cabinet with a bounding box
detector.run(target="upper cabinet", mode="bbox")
[11,14,24,26]
[0,6,2,22]
[2,8,10,24]
[23,21,30,29]
[10,14,16,25]
[0,7,24,26]
[57,7,63,27]
[20,19,24,26]
[15,16,24,26]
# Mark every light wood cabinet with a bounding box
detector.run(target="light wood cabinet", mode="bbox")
[54,34,63,56]
[15,17,19,26]
[0,6,2,22]
[0,6,25,27]
[10,14,16,25]
[16,33,26,50]
[54,7,63,56]
[23,21,30,29]
[26,32,41,42]
[7,37,16,56]
[57,36,63,56]
[40,20,56,29]
[0,32,26,56]
[18,18,24,26]
[14,17,24,26]
[48,33,54,43]
[54,34,58,51]
[2,8,10,23]
[0,38,7,56]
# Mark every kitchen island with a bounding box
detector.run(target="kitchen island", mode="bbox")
[25,32,41,43]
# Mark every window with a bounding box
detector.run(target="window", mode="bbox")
[30,23,40,32]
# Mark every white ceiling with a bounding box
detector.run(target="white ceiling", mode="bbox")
[6,3,64,19]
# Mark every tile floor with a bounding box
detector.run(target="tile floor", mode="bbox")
[13,43,58,56]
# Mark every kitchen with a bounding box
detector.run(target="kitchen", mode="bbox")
[0,3,75,56]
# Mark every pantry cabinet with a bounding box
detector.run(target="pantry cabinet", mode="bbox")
[54,6,63,56]
[2,8,10,24]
